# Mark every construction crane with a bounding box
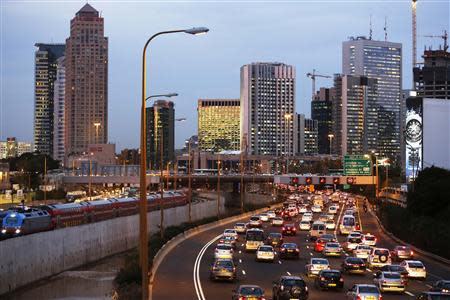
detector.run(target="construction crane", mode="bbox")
[412,0,417,68]
[424,30,448,52]
[306,69,331,100]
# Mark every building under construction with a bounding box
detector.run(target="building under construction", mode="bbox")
[414,48,450,99]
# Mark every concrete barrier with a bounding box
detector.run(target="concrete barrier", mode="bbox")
[0,199,224,296]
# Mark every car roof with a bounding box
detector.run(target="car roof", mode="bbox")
[239,284,262,289]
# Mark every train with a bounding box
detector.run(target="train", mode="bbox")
[1,190,187,238]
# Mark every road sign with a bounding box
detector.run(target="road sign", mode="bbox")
[344,155,371,176]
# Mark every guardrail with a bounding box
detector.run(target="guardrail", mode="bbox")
[378,187,407,208]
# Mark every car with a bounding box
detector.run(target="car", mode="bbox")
[232,285,265,300]
[353,244,373,260]
[390,245,414,261]
[279,243,300,259]
[380,265,409,282]
[416,292,450,300]
[249,215,262,228]
[341,257,366,274]
[343,236,362,252]
[287,207,298,217]
[282,223,297,236]
[362,233,377,246]
[271,217,284,227]
[259,213,269,222]
[368,248,392,268]
[348,231,362,239]
[214,243,234,259]
[323,242,342,257]
[347,284,382,300]
[309,221,326,241]
[218,236,237,249]
[299,206,308,213]
[209,258,236,281]
[400,260,426,280]
[344,209,355,216]
[256,245,275,262]
[305,258,330,277]
[430,280,450,293]
[266,210,276,219]
[272,275,309,300]
[373,271,406,293]
[311,205,322,213]
[266,232,283,247]
[223,229,238,240]
[318,214,329,222]
[299,220,311,231]
[234,222,247,234]
[325,220,336,230]
[328,206,338,214]
[319,233,337,242]
[315,270,344,290]
[314,238,329,252]
[302,212,313,222]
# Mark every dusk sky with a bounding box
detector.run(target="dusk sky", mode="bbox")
[1,0,448,149]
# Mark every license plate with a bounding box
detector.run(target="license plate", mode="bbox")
[328,283,336,286]
[366,297,375,300]
[288,249,293,252]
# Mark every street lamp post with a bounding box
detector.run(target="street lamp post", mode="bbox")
[328,134,334,155]
[188,141,192,222]
[139,27,208,300]
[94,122,101,144]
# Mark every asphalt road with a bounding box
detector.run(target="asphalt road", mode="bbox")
[152,196,450,300]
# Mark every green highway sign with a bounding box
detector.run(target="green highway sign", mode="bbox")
[344,155,371,176]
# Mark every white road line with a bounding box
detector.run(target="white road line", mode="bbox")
[241,243,244,247]
[310,252,313,256]
[345,253,349,256]
[239,250,242,254]
[286,271,291,275]
[367,269,372,273]
[242,270,246,275]
[405,291,415,297]
[193,234,222,300]
[306,245,309,249]
[239,259,242,263]
[425,284,432,288]
[278,260,282,264]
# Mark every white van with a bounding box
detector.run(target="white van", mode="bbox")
[309,221,326,240]
[339,215,356,235]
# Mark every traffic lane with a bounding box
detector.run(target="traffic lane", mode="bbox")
[360,201,450,281]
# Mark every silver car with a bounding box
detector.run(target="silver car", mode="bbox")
[373,271,406,293]
[323,242,342,257]
[347,284,382,300]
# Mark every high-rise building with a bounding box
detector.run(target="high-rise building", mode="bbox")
[0,138,33,159]
[311,87,334,154]
[146,100,175,170]
[34,43,65,157]
[65,3,108,155]
[296,113,305,155]
[414,49,450,99]
[332,74,378,156]
[53,56,66,163]
[198,99,240,152]
[296,113,318,156]
[342,37,402,160]
[240,62,296,156]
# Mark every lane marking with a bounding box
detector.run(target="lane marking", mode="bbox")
[278,260,282,264]
[241,243,244,247]
[366,269,372,273]
[193,234,222,300]
[306,245,309,249]
[242,270,246,275]
[405,291,415,297]
[310,252,313,256]
[286,271,291,275]
[239,259,242,263]
[239,250,242,254]
[356,198,363,231]
[425,284,432,288]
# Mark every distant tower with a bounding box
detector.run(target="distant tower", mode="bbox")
[65,3,108,155]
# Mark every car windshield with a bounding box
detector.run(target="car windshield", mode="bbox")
[322,271,341,278]
[327,243,339,248]
[441,282,450,289]
[384,273,401,279]
[235,223,245,227]
[347,258,363,264]
[250,217,259,221]
[349,238,362,243]
[215,260,233,268]
[269,233,281,238]
[240,287,263,296]
[225,230,235,234]
[365,235,376,240]
[4,216,19,226]
[343,218,355,226]
[409,262,424,268]
[282,279,305,287]
[326,220,334,224]
[246,231,264,241]
[396,246,410,251]
[301,221,309,224]
[312,259,328,265]
[387,265,405,272]
[359,286,379,293]
[282,243,297,249]
[259,246,273,252]
[358,245,371,250]
[216,244,232,250]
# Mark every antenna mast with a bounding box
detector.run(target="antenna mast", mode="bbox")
[369,14,373,40]
[384,17,388,41]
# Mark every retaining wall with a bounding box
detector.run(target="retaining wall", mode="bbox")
[0,199,223,295]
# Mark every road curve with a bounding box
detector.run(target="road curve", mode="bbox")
[152,197,450,300]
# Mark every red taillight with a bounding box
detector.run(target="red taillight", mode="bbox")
[410,251,414,256]
[281,248,286,252]
[293,228,296,231]
[356,294,362,300]
[282,227,285,230]
[340,277,344,281]
[379,295,383,300]
[238,297,245,300]
[295,249,299,252]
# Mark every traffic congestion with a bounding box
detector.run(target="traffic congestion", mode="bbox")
[203,191,450,300]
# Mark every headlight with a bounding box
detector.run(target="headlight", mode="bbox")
[15,229,21,234]
[1,229,6,234]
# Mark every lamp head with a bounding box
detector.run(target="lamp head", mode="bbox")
[184,27,209,35]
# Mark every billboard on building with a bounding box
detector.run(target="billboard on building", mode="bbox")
[405,97,423,181]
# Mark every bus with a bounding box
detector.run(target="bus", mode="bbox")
[245,228,265,252]
[339,215,356,235]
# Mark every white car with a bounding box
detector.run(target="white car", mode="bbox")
[302,212,313,222]
[266,211,276,219]
[348,231,363,239]
[299,206,308,213]
[353,244,373,260]
[344,236,362,252]
[325,220,336,230]
[299,220,311,231]
[311,205,322,213]
[368,248,392,268]
[305,258,330,276]
[322,242,342,257]
[214,243,234,259]
[362,233,377,246]
[400,260,426,279]
[259,213,269,222]
[223,229,238,240]
[271,217,284,226]
[328,206,338,214]
[256,245,275,262]
[234,223,247,234]
[249,216,262,228]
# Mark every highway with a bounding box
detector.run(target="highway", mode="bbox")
[152,195,450,300]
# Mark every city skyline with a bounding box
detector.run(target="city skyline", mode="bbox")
[1,1,448,149]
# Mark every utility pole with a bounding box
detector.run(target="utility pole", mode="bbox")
[188,142,192,222]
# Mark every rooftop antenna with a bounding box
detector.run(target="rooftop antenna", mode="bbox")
[369,14,373,40]
[384,17,388,41]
